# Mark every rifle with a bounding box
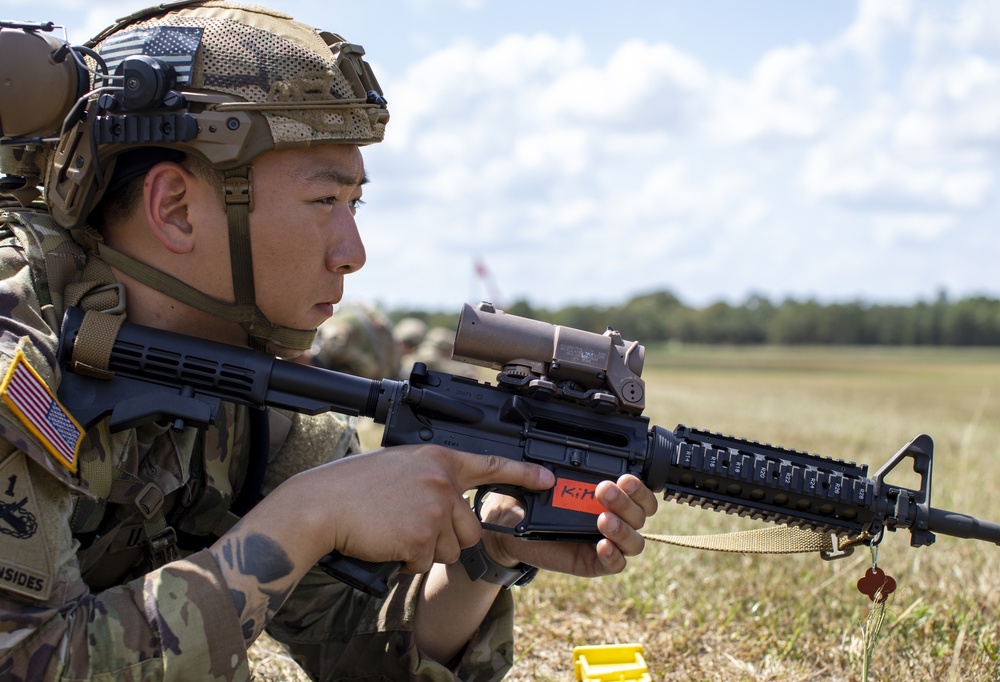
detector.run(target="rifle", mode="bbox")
[56,302,1000,597]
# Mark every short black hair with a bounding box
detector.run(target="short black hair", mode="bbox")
[91,150,224,229]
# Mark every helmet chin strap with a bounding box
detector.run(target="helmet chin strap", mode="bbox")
[221,166,274,353]
[76,165,318,353]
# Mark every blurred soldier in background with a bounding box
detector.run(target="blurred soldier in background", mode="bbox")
[401,325,479,379]
[306,302,400,449]
[309,302,400,380]
[393,316,428,377]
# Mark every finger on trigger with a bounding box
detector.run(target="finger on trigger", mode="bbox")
[456,451,555,492]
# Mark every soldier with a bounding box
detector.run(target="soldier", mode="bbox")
[0,3,657,681]
[393,315,429,378]
[309,302,401,380]
[404,325,480,379]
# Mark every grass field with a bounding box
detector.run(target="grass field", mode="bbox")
[250,345,1000,681]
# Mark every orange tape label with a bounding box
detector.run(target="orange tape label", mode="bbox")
[552,477,605,515]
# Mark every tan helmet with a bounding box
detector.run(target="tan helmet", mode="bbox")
[392,317,429,349]
[49,0,388,228]
[311,302,400,380]
[1,1,388,352]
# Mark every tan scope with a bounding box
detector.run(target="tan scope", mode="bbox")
[453,301,646,413]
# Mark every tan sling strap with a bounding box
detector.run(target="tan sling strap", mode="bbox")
[62,250,124,312]
[80,231,318,352]
[56,247,179,565]
[68,311,126,380]
[643,525,871,559]
[61,254,126,379]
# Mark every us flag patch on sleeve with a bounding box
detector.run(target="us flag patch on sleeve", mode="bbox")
[1,350,82,473]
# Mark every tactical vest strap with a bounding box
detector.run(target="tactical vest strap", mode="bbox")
[75,472,179,574]
[108,474,178,567]
[63,254,123,308]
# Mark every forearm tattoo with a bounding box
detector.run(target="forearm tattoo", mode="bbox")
[212,532,297,644]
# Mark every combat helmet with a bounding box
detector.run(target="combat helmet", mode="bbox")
[393,317,429,350]
[0,0,388,351]
[310,302,400,380]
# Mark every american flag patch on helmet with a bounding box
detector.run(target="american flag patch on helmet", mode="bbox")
[1,351,82,473]
[99,26,204,84]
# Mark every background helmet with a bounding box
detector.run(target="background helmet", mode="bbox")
[392,317,429,351]
[310,302,400,380]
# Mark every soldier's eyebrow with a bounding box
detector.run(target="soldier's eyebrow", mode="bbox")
[305,167,370,188]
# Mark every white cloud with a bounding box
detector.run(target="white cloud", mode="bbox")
[801,145,992,210]
[837,0,912,55]
[706,44,837,142]
[913,0,1000,57]
[873,212,957,243]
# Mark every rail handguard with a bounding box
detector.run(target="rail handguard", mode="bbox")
[56,302,1000,596]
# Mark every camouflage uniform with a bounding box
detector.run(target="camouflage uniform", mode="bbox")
[0,218,514,678]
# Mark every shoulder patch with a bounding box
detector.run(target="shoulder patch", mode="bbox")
[1,350,82,473]
[0,455,54,600]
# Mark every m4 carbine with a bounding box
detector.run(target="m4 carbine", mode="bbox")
[56,302,1000,596]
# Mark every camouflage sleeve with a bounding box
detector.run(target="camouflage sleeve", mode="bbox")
[268,570,515,682]
[259,408,363,497]
[0,229,250,680]
[0,497,249,681]
[262,410,517,681]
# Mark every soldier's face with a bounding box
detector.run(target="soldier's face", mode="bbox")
[245,144,368,332]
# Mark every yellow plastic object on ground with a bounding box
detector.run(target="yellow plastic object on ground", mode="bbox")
[573,644,651,681]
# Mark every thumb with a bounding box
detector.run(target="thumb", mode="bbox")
[453,452,555,493]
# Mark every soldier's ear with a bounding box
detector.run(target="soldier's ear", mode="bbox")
[143,162,195,255]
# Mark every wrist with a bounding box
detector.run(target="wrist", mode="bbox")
[479,531,519,568]
[248,475,332,567]
[459,540,538,589]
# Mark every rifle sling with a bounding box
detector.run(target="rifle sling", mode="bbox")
[643,526,871,558]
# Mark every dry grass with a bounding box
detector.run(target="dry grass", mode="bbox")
[252,345,1000,681]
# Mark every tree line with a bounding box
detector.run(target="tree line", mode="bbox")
[395,290,1000,346]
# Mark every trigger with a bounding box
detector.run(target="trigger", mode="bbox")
[474,484,522,535]
[472,485,490,521]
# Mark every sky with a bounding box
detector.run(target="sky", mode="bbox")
[7,0,1000,312]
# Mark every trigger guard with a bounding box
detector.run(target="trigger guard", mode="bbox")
[472,484,525,536]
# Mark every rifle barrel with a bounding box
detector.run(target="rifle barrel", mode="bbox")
[928,507,1000,545]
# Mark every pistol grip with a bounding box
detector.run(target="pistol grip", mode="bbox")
[317,551,401,597]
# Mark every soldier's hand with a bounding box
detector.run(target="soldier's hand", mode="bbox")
[269,445,556,574]
[479,473,657,577]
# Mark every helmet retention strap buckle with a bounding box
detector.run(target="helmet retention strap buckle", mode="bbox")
[222,166,267,351]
